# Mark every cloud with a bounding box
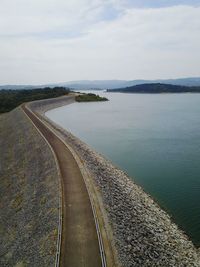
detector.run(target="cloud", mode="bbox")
[110,0,200,9]
[0,0,121,38]
[0,1,200,83]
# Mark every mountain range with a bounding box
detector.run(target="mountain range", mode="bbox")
[1,77,200,90]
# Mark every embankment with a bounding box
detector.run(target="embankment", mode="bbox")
[30,96,200,266]
[28,94,75,114]
[0,107,59,266]
[1,94,200,266]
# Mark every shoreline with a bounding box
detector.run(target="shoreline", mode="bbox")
[29,95,200,266]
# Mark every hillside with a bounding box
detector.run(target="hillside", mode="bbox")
[107,83,200,93]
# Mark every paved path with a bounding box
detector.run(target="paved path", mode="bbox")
[22,105,103,267]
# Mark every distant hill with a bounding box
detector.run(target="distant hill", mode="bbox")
[123,77,200,88]
[56,80,127,90]
[107,83,200,93]
[42,77,200,89]
[1,77,200,90]
[0,85,37,90]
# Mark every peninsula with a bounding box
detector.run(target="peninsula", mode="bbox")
[75,93,108,102]
[107,83,200,93]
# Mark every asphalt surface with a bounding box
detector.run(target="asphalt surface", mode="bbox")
[22,105,102,267]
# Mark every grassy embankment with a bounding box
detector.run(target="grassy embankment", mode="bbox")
[0,87,69,113]
[75,93,108,102]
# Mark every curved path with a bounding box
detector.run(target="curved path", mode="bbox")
[22,105,103,267]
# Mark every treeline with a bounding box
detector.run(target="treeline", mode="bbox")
[107,83,200,93]
[0,87,69,113]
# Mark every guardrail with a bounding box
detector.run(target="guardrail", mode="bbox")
[88,188,107,267]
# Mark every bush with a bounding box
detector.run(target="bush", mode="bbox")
[75,93,108,102]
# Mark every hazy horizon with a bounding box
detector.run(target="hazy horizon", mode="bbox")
[1,76,200,86]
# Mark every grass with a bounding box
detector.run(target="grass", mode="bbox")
[11,193,23,212]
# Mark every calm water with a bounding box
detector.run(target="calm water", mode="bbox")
[47,92,200,246]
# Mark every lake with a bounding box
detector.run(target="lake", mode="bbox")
[46,92,200,246]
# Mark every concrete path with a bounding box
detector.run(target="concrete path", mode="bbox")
[22,105,103,267]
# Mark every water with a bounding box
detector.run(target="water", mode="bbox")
[46,92,200,246]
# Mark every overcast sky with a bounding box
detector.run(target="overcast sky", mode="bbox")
[1,0,200,84]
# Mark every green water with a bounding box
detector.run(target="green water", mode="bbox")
[47,92,200,246]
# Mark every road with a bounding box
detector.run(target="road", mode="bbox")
[22,105,103,267]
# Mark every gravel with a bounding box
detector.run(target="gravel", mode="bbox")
[0,107,59,267]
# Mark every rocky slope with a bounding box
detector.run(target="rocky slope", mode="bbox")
[35,96,200,267]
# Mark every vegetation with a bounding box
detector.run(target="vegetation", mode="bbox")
[75,93,108,102]
[0,87,69,113]
[107,83,200,93]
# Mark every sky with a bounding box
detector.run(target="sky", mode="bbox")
[0,0,200,84]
